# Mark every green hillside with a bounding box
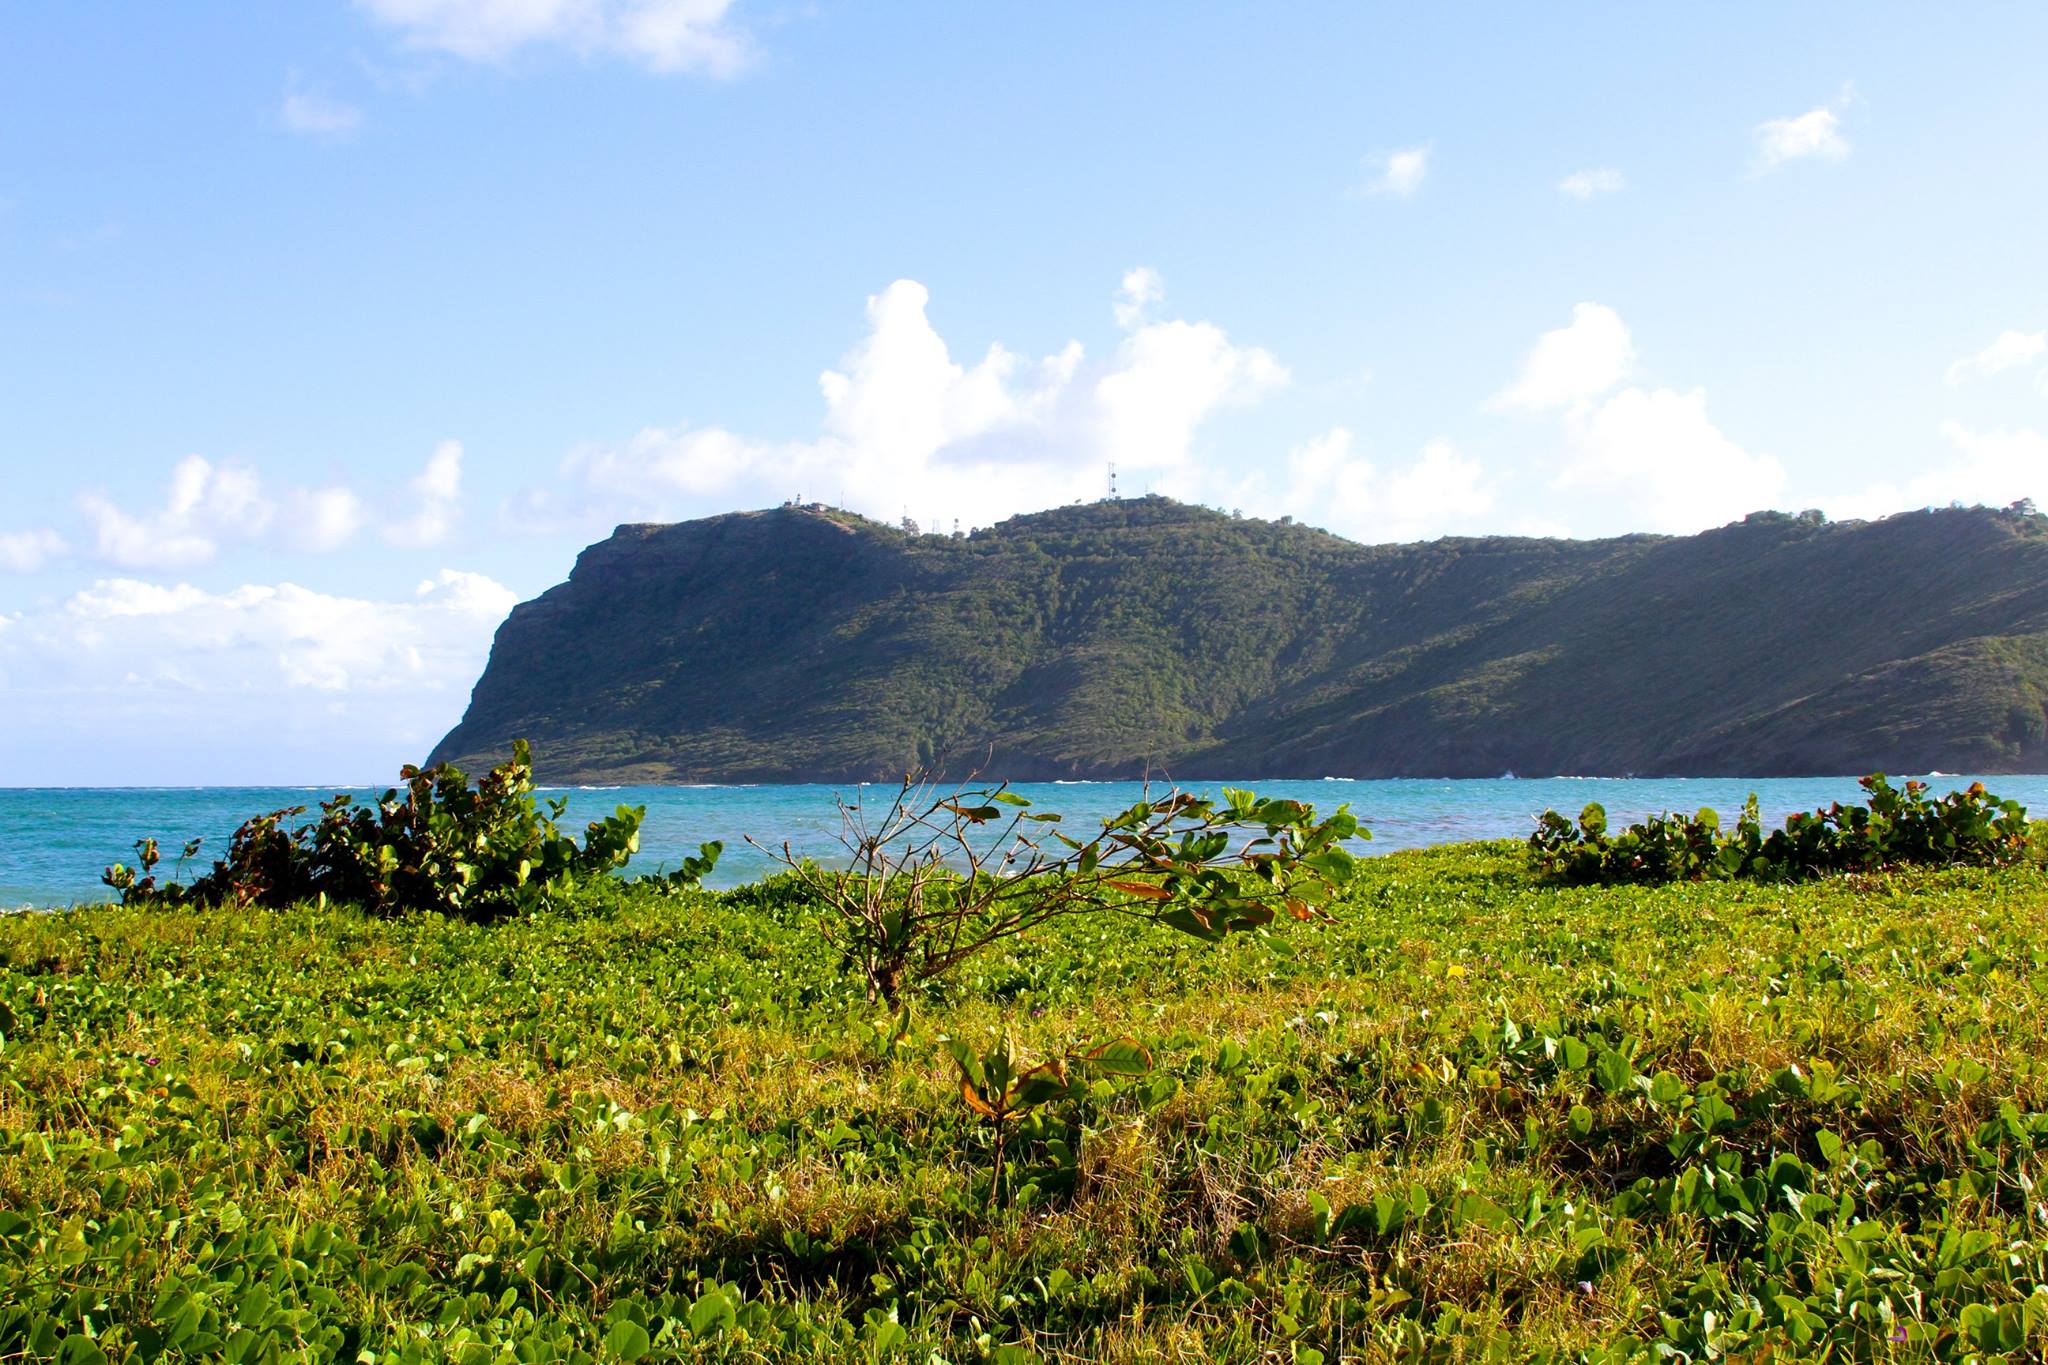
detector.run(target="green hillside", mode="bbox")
[431,499,2048,784]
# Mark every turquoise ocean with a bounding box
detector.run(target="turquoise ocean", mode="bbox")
[6,773,2047,910]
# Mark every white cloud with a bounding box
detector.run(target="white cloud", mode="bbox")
[40,569,514,691]
[1945,330,2046,386]
[79,455,273,570]
[294,487,368,552]
[1094,320,1285,471]
[1491,303,1787,534]
[0,528,67,573]
[1556,386,1788,533]
[73,454,376,568]
[1753,101,1850,172]
[356,0,747,76]
[1489,303,1636,413]
[1832,423,2046,521]
[1362,145,1431,198]
[1218,428,1502,545]
[1557,168,1625,199]
[1113,266,1165,329]
[385,440,465,547]
[555,271,1287,531]
[816,283,1066,460]
[0,570,518,783]
[280,87,364,139]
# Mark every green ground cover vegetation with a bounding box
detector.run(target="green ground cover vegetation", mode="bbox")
[9,812,2048,1360]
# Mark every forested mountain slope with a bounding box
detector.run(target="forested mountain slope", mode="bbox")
[431,498,2048,782]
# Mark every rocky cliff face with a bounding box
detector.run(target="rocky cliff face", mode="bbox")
[430,499,2048,783]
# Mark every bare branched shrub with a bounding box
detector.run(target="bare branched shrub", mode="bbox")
[754,771,1365,1003]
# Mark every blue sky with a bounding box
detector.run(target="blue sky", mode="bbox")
[2,2,2044,783]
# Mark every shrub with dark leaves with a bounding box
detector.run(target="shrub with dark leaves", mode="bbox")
[1530,774,2030,886]
[103,740,718,920]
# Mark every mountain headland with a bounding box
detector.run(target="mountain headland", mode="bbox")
[430,498,2048,783]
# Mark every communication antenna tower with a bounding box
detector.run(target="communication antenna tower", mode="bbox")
[1107,462,1118,500]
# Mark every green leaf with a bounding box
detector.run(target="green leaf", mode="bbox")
[1012,1072,1070,1108]
[1157,907,1220,940]
[1593,1049,1635,1095]
[1081,1036,1153,1076]
[944,1038,985,1091]
[606,1319,651,1360]
[688,1291,737,1337]
[1302,848,1357,881]
[58,1337,108,1365]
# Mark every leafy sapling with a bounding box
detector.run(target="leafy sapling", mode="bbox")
[757,772,1367,1003]
[946,1031,1152,1207]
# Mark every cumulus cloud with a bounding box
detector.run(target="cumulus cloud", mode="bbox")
[1491,304,1786,534]
[1096,319,1286,473]
[1489,303,1637,413]
[555,272,1286,531]
[815,284,1071,461]
[1555,387,1787,533]
[280,86,364,139]
[0,528,67,573]
[356,0,748,76]
[1945,330,2046,386]
[71,447,448,568]
[1362,145,1431,198]
[386,440,465,546]
[1832,423,2046,522]
[1557,168,1625,199]
[1112,267,1164,329]
[35,569,511,689]
[1753,95,1851,172]
[0,570,517,783]
[1217,428,1502,545]
[79,455,273,570]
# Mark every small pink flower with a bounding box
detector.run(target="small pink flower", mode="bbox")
[1891,1324,1907,1344]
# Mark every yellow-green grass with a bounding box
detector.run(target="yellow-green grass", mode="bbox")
[6,842,2048,1361]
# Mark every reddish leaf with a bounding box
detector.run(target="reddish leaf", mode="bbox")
[957,1076,998,1118]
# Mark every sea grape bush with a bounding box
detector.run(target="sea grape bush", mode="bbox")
[1528,799,1735,886]
[761,773,1365,1001]
[635,839,727,897]
[1530,773,2030,885]
[102,740,718,920]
